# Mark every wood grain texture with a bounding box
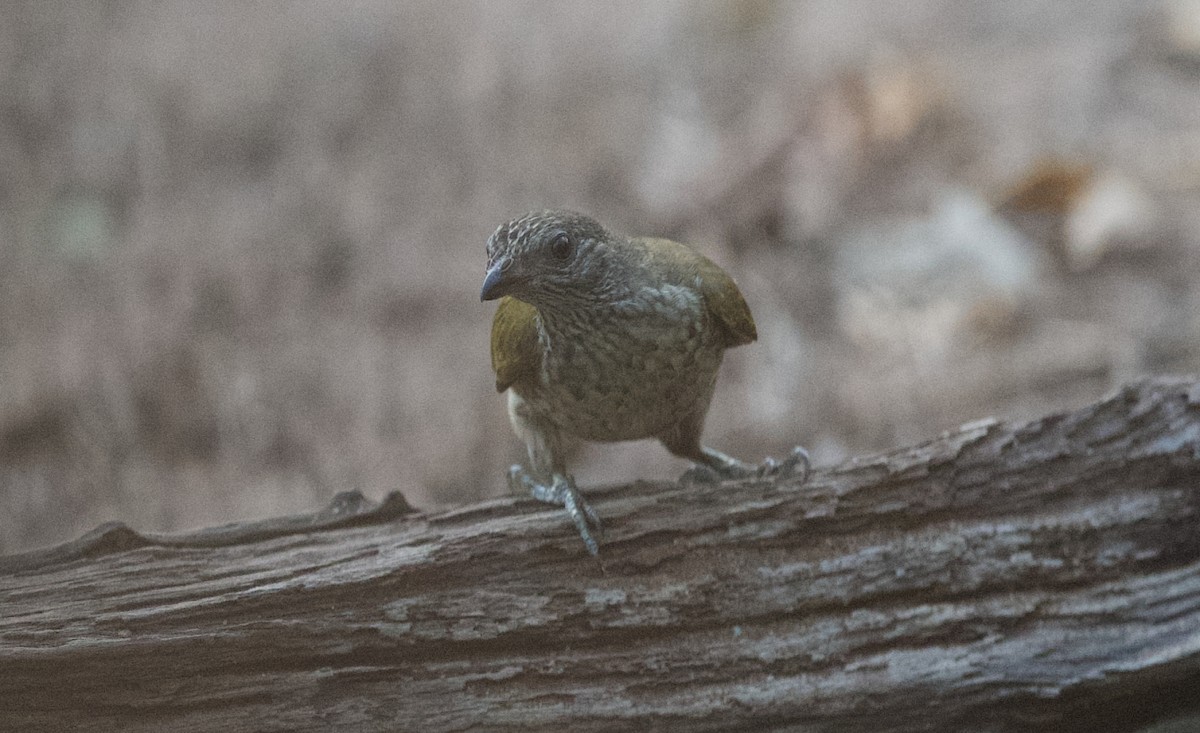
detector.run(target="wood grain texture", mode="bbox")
[3,379,1199,732]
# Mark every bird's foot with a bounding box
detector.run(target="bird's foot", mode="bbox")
[760,446,811,483]
[681,446,811,485]
[507,465,603,555]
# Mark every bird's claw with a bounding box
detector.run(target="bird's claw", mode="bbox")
[760,446,811,483]
[682,446,812,485]
[558,480,602,556]
[510,465,603,555]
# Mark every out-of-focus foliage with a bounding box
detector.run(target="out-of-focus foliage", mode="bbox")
[1,0,1198,552]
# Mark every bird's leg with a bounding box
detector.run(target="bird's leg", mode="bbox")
[504,395,600,556]
[507,466,602,555]
[506,393,602,554]
[662,411,810,485]
[667,433,810,486]
[681,445,810,484]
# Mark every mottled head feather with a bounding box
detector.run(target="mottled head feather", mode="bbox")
[486,210,607,268]
[484,210,617,308]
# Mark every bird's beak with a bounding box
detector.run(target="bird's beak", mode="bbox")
[480,258,512,301]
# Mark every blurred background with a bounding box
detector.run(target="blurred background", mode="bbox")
[2,0,1199,554]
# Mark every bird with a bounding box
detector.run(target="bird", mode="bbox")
[481,210,809,555]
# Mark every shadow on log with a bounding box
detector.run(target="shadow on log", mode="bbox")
[3,378,1200,732]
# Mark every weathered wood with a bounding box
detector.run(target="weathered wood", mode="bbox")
[2,379,1200,732]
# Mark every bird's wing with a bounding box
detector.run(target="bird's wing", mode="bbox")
[638,237,758,348]
[490,295,542,392]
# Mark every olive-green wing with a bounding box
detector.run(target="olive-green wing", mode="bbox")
[638,237,757,347]
[490,296,542,392]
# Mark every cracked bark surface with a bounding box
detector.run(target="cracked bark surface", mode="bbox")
[2,378,1200,732]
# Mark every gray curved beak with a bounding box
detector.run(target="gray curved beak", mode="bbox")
[480,260,508,301]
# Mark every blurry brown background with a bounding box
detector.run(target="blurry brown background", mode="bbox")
[2,1,1198,554]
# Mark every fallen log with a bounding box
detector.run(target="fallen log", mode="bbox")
[2,378,1199,732]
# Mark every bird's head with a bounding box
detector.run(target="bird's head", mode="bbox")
[481,210,618,309]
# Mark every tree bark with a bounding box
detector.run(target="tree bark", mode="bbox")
[3,379,1200,733]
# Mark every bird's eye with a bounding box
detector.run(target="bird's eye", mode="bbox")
[549,232,574,261]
